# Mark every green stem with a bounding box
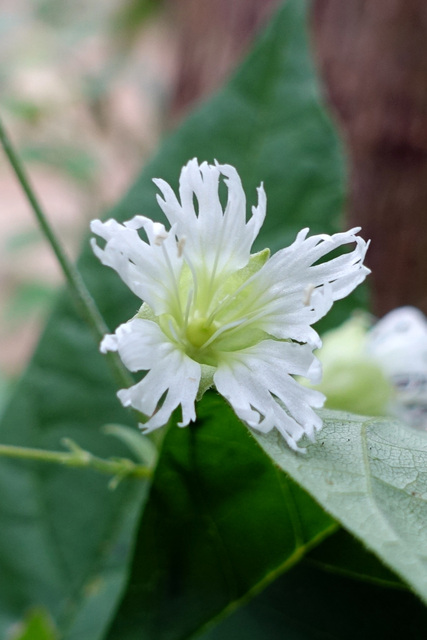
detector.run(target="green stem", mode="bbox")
[0,115,133,390]
[0,440,151,481]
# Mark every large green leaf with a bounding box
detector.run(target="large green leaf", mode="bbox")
[107,394,335,640]
[305,528,405,589]
[201,561,427,640]
[253,409,427,603]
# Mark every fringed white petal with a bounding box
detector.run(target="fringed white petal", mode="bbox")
[100,333,118,354]
[102,318,201,432]
[90,217,182,316]
[227,227,370,348]
[101,318,169,371]
[154,158,266,281]
[263,227,370,300]
[214,341,325,452]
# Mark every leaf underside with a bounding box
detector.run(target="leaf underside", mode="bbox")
[253,409,427,605]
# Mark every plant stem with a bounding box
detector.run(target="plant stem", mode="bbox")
[0,115,133,390]
[0,441,151,481]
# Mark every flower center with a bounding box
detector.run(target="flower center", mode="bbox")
[185,315,218,350]
[140,248,272,366]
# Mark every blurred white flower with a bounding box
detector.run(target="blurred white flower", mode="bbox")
[91,159,369,451]
[367,306,427,429]
[310,314,393,417]
[309,306,427,431]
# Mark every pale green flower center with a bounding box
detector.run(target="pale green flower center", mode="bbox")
[185,314,219,350]
[138,248,271,366]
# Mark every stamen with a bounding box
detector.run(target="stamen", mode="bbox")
[201,318,247,349]
[168,318,180,343]
[201,305,272,351]
[208,223,225,295]
[161,242,184,320]
[206,180,234,297]
[303,283,315,306]
[177,236,186,258]
[183,288,193,330]
[207,267,265,324]
[181,247,199,307]
[153,229,169,246]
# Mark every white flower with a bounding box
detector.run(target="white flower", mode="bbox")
[367,306,427,429]
[91,159,369,451]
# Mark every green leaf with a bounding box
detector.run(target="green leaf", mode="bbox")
[306,528,406,590]
[200,562,427,640]
[107,393,336,640]
[252,409,427,603]
[0,302,149,639]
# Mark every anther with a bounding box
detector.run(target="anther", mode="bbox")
[177,236,186,257]
[303,283,315,306]
[153,229,169,246]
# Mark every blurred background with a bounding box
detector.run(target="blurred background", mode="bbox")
[0,0,279,397]
[2,0,427,409]
[0,0,173,386]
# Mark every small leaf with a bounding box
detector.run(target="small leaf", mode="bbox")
[8,608,58,640]
[252,409,427,603]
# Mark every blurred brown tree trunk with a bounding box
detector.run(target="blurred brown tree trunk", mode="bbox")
[311,1,427,316]
[167,0,279,121]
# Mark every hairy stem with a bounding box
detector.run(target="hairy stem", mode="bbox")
[0,440,151,482]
